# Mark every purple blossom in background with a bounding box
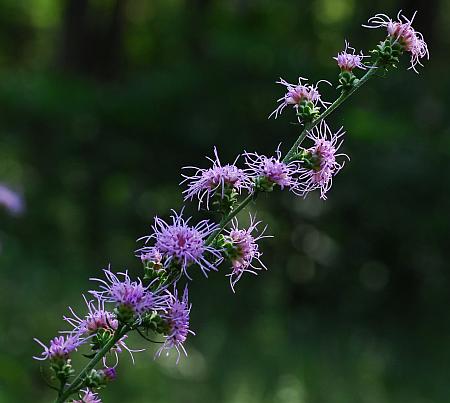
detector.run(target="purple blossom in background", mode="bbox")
[244,146,301,191]
[90,269,165,320]
[156,286,194,363]
[139,210,223,278]
[181,147,252,210]
[334,40,368,71]
[269,77,330,119]
[225,215,271,292]
[364,10,429,73]
[73,389,102,403]
[0,184,24,216]
[33,335,81,361]
[297,120,348,200]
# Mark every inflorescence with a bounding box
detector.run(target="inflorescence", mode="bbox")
[34,10,428,403]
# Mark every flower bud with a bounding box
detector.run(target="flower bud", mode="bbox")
[85,367,117,389]
[337,71,359,92]
[49,358,75,383]
[254,176,275,192]
[296,99,320,123]
[91,328,114,351]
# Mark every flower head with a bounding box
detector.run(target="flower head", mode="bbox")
[139,210,223,278]
[334,40,368,71]
[140,247,165,273]
[140,247,164,266]
[297,120,348,200]
[224,215,271,292]
[0,184,24,215]
[33,334,81,361]
[73,389,102,403]
[63,295,143,366]
[182,147,252,210]
[363,10,429,73]
[269,77,331,121]
[64,296,118,336]
[244,146,300,192]
[156,286,194,363]
[90,268,166,322]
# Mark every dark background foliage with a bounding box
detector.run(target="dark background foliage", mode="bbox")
[0,0,448,402]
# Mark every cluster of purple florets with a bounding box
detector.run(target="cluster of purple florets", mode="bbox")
[33,10,428,403]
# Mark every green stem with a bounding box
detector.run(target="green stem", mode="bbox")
[205,193,256,245]
[50,62,382,403]
[55,326,129,403]
[206,63,379,246]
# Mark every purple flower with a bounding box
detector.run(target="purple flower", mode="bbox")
[33,334,81,361]
[140,247,164,267]
[244,146,301,191]
[156,286,194,363]
[0,184,24,216]
[269,77,330,120]
[334,40,368,71]
[62,296,140,366]
[363,10,429,73]
[73,389,102,403]
[99,366,117,381]
[297,120,349,200]
[181,147,252,210]
[90,268,166,321]
[224,215,271,292]
[139,210,223,278]
[64,296,119,336]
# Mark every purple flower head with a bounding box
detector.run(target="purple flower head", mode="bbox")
[297,120,349,200]
[181,147,252,210]
[334,40,368,71]
[363,10,429,73]
[139,209,223,279]
[0,184,24,216]
[140,247,164,266]
[33,334,81,361]
[90,268,166,321]
[73,389,102,403]
[156,286,194,363]
[62,296,141,367]
[244,145,301,191]
[269,77,331,120]
[64,296,118,336]
[224,215,272,292]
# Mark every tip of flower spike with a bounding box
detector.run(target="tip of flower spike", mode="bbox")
[363,10,429,73]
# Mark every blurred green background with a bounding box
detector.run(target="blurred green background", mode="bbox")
[0,0,448,402]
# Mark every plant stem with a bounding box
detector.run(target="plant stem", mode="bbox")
[206,64,379,246]
[55,326,129,403]
[205,193,256,245]
[53,65,381,401]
